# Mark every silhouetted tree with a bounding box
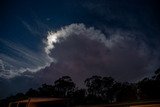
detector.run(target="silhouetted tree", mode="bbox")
[3,70,160,106]
[115,82,137,102]
[85,76,102,96]
[152,68,160,81]
[6,93,26,103]
[101,76,115,102]
[72,89,86,105]
[108,82,122,102]
[136,68,160,100]
[84,76,102,104]
[0,99,8,107]
[54,76,75,97]
[25,88,39,97]
[38,84,54,97]
[138,77,160,100]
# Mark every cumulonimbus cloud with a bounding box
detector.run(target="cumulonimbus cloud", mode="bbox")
[1,23,159,82]
[42,23,159,84]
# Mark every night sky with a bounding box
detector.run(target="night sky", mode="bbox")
[0,0,160,99]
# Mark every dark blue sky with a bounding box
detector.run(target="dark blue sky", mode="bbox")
[0,0,160,99]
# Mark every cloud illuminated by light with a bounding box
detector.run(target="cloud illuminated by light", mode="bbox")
[45,23,107,54]
[1,23,159,80]
[41,23,160,84]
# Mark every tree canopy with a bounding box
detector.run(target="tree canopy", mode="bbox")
[1,68,160,106]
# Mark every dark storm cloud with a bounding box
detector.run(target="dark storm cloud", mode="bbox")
[34,23,160,86]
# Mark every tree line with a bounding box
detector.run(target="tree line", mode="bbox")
[0,68,160,106]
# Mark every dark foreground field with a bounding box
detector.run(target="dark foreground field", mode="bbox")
[131,104,160,107]
[74,101,160,107]
[75,104,160,107]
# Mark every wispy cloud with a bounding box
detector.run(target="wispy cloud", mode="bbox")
[19,15,50,37]
[0,39,53,78]
[21,20,41,36]
[0,59,19,78]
